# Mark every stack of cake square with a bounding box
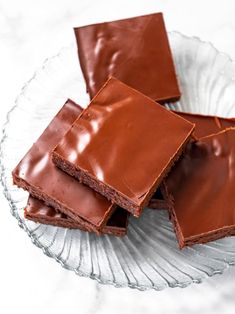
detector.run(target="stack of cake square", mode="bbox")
[12,12,235,249]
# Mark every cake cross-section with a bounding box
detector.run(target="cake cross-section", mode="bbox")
[25,196,129,236]
[52,78,194,216]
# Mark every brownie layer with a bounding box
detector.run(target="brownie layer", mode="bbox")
[74,12,180,103]
[12,99,115,232]
[53,78,194,216]
[25,196,129,236]
[164,128,235,248]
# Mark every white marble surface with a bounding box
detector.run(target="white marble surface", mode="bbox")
[1,0,235,313]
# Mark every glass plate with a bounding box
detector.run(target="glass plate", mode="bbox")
[1,32,235,291]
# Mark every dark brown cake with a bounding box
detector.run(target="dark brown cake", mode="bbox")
[25,196,129,236]
[53,78,194,216]
[12,99,116,232]
[164,128,235,248]
[150,111,235,209]
[74,12,180,103]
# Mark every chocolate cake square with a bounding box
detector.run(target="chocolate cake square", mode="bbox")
[12,99,116,232]
[74,12,180,103]
[150,112,235,209]
[164,128,235,248]
[53,78,194,216]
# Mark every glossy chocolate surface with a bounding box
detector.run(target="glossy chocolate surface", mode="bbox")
[165,129,235,247]
[74,12,180,102]
[25,196,128,235]
[12,100,115,227]
[150,112,235,210]
[54,78,194,210]
[174,111,235,138]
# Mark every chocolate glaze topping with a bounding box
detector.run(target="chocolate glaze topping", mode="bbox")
[74,12,180,102]
[151,111,235,209]
[150,111,235,209]
[174,111,235,138]
[165,128,235,248]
